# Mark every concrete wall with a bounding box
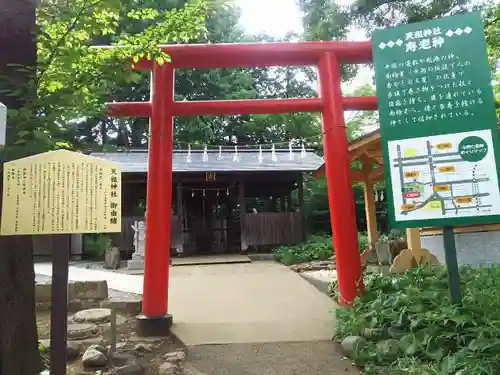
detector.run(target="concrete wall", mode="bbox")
[422,230,500,267]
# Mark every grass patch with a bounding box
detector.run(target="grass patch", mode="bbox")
[331,265,500,375]
[274,232,369,265]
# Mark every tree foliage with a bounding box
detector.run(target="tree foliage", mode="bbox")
[2,0,209,161]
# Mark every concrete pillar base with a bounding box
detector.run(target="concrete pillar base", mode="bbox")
[135,314,173,337]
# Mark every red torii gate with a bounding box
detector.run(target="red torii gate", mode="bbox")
[108,41,378,334]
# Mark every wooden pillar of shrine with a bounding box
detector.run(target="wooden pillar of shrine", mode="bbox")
[362,159,378,249]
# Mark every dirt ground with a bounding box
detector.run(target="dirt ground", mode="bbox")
[37,311,183,375]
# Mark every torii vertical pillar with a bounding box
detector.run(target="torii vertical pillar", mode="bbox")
[136,63,175,335]
[318,53,363,304]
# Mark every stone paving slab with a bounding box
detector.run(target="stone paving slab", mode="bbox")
[168,261,337,345]
[186,342,360,375]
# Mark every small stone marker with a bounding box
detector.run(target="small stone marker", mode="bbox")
[104,247,121,269]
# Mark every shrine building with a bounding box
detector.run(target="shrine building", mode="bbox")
[91,147,324,256]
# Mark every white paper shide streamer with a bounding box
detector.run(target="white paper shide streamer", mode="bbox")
[186,144,192,163]
[288,142,294,161]
[202,145,208,162]
[301,144,307,158]
[271,144,277,162]
[233,145,240,162]
[258,145,264,163]
[217,146,223,160]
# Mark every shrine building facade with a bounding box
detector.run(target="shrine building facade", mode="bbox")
[91,147,324,256]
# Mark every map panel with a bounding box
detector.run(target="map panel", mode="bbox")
[388,129,500,222]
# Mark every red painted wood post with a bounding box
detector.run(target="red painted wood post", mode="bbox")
[317,52,363,304]
[140,63,174,331]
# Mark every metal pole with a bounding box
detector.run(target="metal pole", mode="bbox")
[443,226,462,305]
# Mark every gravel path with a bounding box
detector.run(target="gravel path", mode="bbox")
[186,342,359,375]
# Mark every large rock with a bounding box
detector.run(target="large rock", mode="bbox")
[73,308,112,324]
[158,362,178,375]
[104,247,121,270]
[340,335,363,357]
[81,347,108,368]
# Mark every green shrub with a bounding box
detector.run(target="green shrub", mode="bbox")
[331,265,500,375]
[84,234,111,260]
[274,235,332,265]
[357,232,369,252]
[274,233,370,265]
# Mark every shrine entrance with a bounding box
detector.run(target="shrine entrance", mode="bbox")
[107,40,378,330]
[181,183,232,255]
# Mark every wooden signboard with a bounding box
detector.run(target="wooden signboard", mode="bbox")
[1,149,121,235]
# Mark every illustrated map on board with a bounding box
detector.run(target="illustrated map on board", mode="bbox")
[388,129,500,222]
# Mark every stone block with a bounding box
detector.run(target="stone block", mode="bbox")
[69,280,108,301]
[127,259,144,270]
[104,247,121,270]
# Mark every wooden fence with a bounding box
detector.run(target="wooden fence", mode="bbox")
[241,212,304,247]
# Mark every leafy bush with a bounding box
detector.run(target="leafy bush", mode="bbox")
[84,234,111,260]
[274,233,370,265]
[274,234,333,265]
[358,232,369,252]
[331,265,500,375]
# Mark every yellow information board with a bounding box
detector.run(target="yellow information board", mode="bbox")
[1,150,122,235]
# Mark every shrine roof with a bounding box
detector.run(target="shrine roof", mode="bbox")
[91,148,324,173]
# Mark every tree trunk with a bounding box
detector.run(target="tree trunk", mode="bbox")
[0,1,41,374]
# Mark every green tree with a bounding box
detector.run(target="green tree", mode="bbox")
[73,2,325,150]
[484,4,500,115]
[347,0,471,33]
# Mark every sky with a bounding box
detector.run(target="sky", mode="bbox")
[236,0,374,91]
